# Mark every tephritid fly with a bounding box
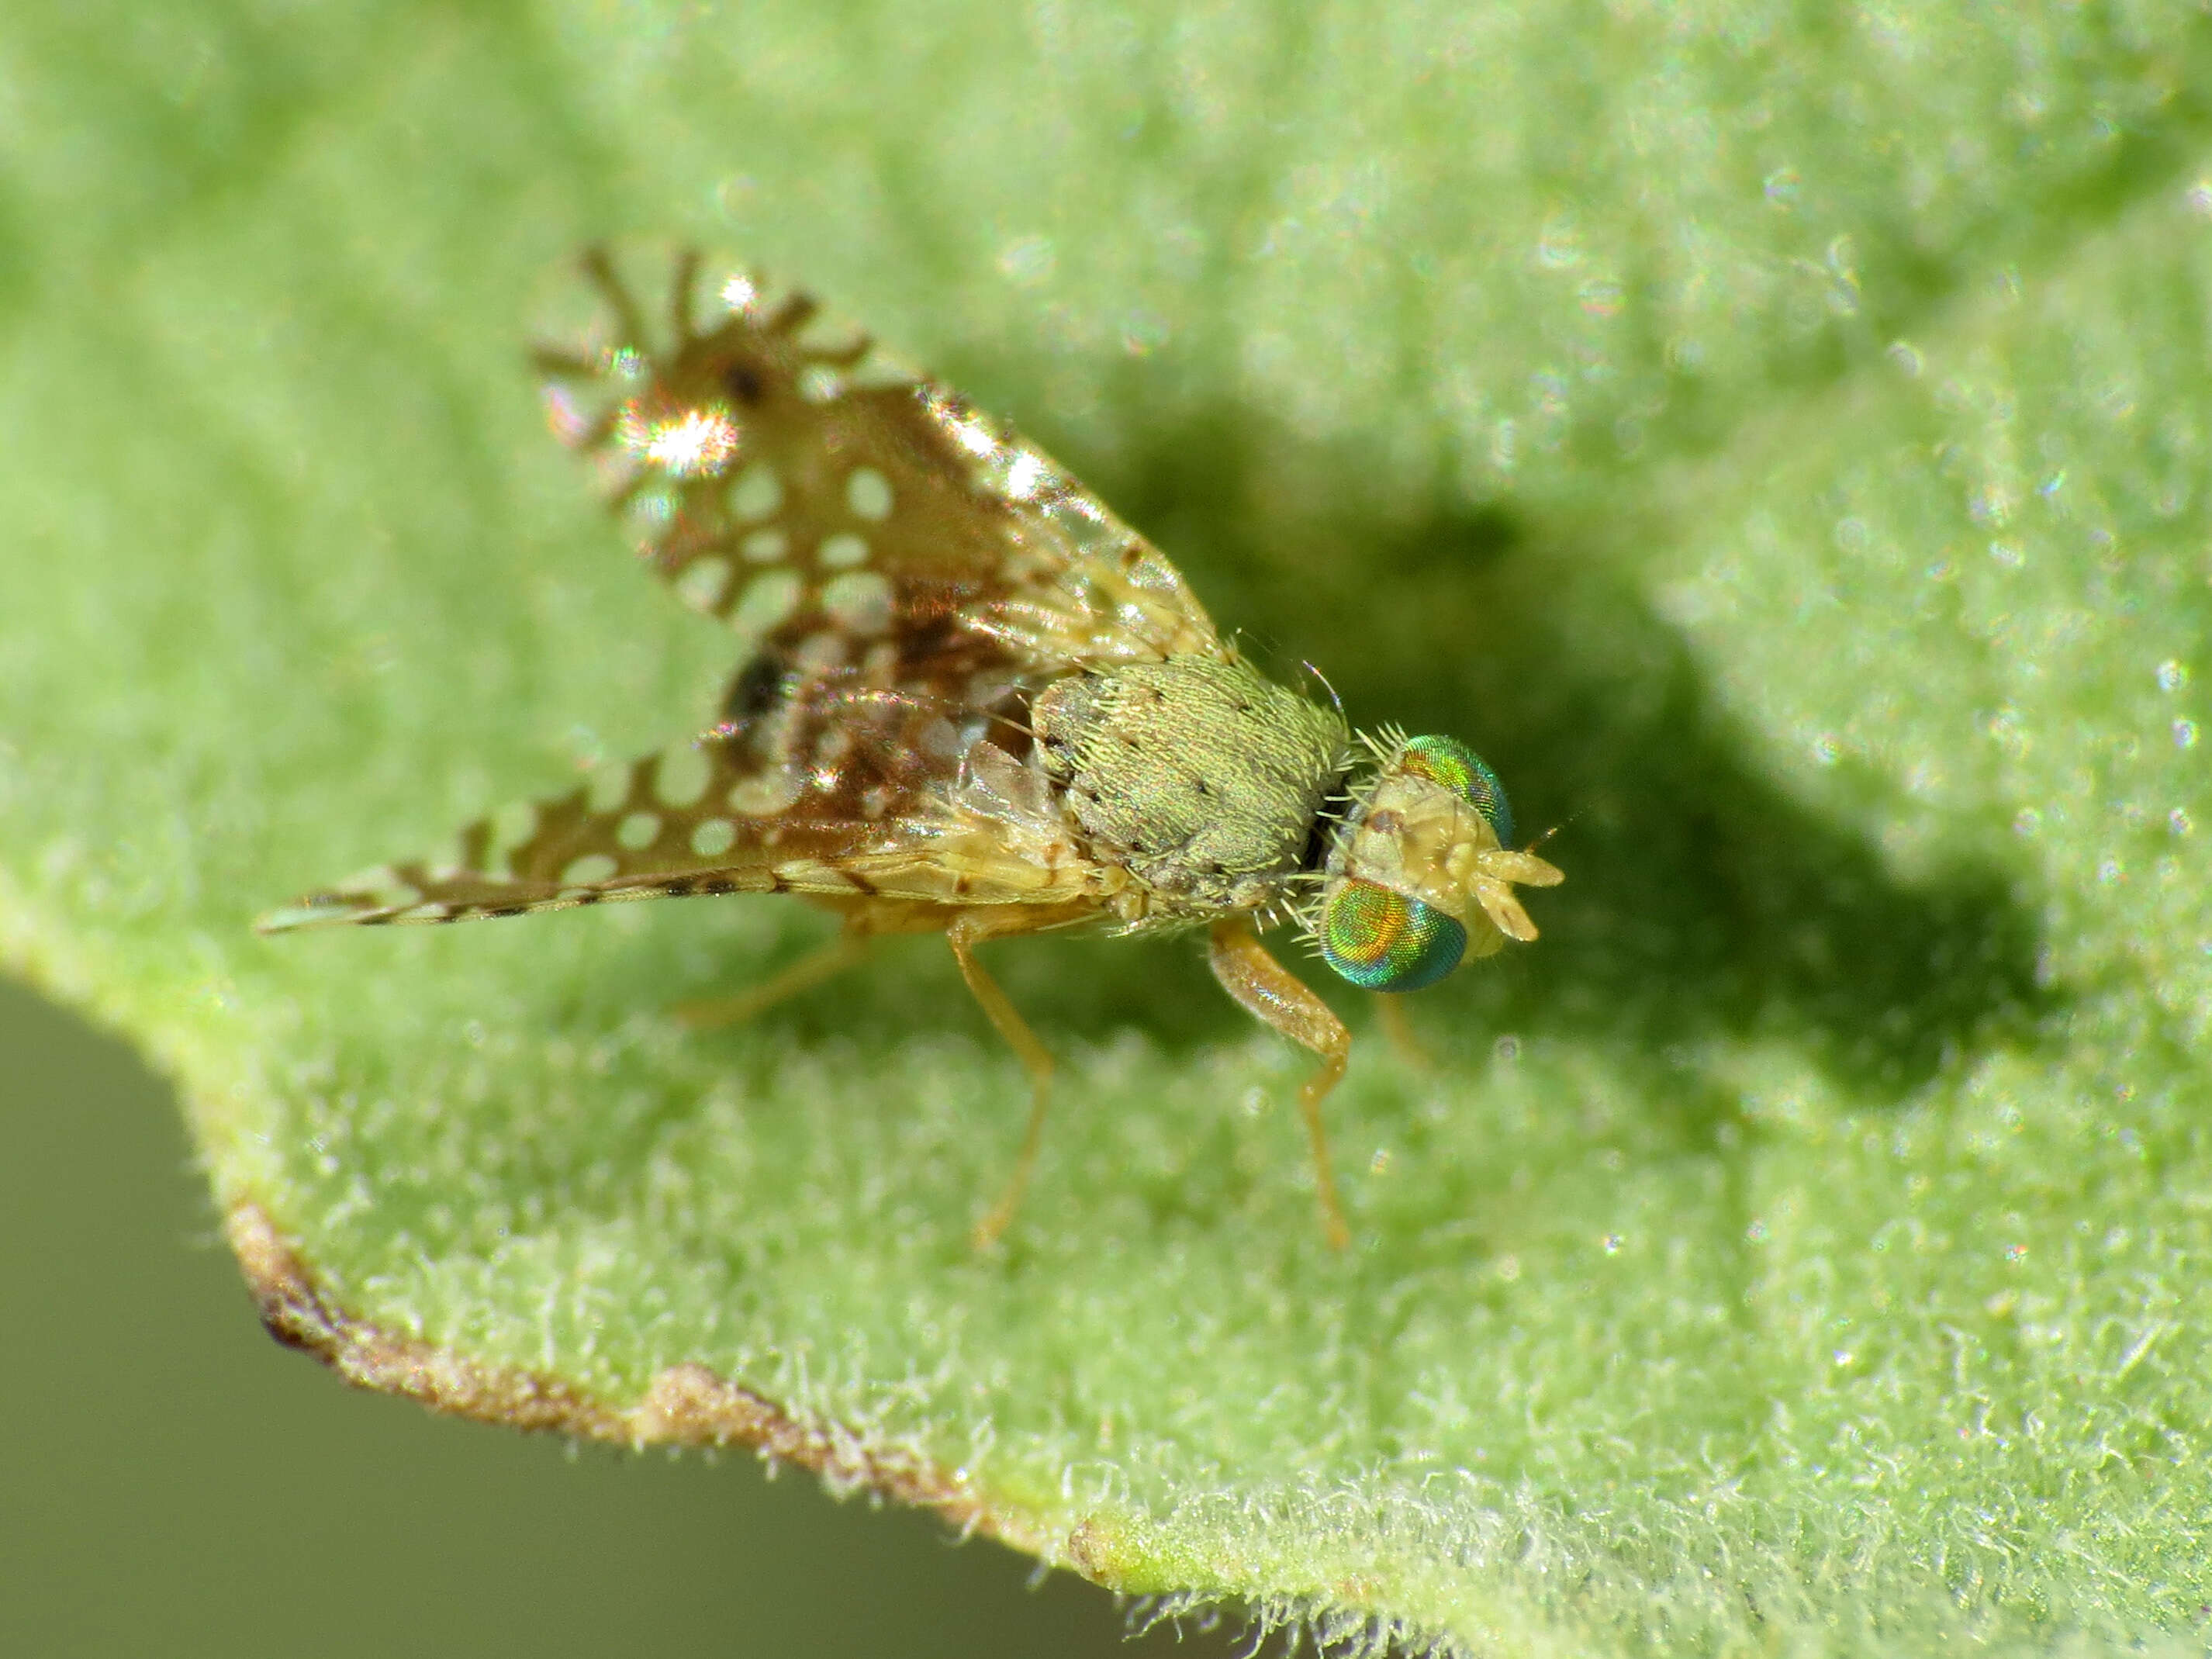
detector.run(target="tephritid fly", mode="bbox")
[261,247,1564,1249]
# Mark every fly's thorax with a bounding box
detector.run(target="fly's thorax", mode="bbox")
[1314,733,1564,992]
[1032,653,1350,912]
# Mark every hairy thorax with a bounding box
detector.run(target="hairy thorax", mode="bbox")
[1032,655,1351,921]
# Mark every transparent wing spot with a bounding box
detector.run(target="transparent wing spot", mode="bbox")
[690,817,738,856]
[481,802,541,876]
[818,532,869,569]
[585,765,631,814]
[654,743,712,807]
[791,307,873,361]
[731,464,782,520]
[732,569,803,633]
[728,770,804,817]
[845,467,893,520]
[790,629,850,675]
[676,555,733,610]
[489,799,538,846]
[822,571,896,634]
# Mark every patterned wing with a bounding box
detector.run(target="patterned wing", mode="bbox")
[264,247,1213,928]
[254,724,1050,929]
[534,245,1223,671]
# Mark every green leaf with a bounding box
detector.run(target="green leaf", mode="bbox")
[7,3,2210,1652]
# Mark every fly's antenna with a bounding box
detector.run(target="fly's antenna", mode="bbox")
[1522,814,1576,854]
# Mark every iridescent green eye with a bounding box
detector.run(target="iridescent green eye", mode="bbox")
[1319,878,1467,992]
[1400,734,1513,845]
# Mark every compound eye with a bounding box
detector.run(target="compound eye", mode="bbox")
[1401,734,1513,846]
[1319,878,1467,993]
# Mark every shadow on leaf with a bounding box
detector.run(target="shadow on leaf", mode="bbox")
[1099,401,2064,1142]
[586,392,2062,1165]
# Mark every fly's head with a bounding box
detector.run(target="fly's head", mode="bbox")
[1311,733,1564,993]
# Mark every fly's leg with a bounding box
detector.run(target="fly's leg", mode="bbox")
[949,903,1094,1249]
[1208,917,1353,1249]
[673,925,875,1031]
[1370,994,1433,1073]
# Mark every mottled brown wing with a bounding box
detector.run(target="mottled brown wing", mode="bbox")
[257,723,983,929]
[262,247,1212,928]
[534,245,1223,673]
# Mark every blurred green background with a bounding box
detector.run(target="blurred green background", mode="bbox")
[0,978,1222,1657]
[8,1,2212,1652]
